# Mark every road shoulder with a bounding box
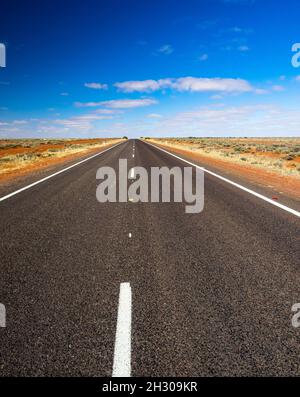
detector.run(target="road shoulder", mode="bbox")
[143,139,300,212]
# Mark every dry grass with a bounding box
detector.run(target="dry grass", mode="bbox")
[0,138,123,177]
[146,138,300,178]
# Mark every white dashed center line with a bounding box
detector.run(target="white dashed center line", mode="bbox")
[129,168,135,179]
[112,282,132,377]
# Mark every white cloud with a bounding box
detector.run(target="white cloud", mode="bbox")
[272,85,285,92]
[238,45,249,52]
[228,26,253,34]
[157,44,173,55]
[84,82,108,90]
[47,112,115,134]
[94,108,122,114]
[211,94,223,100]
[79,103,300,138]
[254,88,269,95]
[0,110,120,138]
[73,114,113,121]
[115,80,160,93]
[74,102,102,107]
[147,113,162,118]
[114,77,255,94]
[100,98,158,109]
[199,54,208,61]
[125,104,300,137]
[2,103,300,139]
[74,98,158,109]
[13,120,28,125]
[171,77,253,92]
[295,76,300,82]
[60,92,69,96]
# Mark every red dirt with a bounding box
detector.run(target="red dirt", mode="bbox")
[154,142,300,202]
[0,141,119,183]
[0,139,109,157]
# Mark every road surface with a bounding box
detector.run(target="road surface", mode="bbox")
[0,139,299,376]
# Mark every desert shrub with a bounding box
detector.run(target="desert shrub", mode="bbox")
[290,146,300,153]
[285,154,295,161]
[274,161,283,168]
[0,143,20,149]
[234,147,243,152]
[0,156,13,162]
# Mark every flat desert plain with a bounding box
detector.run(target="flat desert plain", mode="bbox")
[147,138,300,201]
[0,138,122,182]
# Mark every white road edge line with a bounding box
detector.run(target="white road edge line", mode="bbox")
[112,282,132,377]
[0,142,124,203]
[143,140,300,218]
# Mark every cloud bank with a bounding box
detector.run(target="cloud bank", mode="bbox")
[115,77,256,93]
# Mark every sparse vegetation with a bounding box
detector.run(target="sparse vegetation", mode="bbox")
[146,137,300,178]
[0,138,123,179]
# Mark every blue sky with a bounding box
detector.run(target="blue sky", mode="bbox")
[0,0,300,138]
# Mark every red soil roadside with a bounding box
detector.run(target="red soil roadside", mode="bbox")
[0,140,121,183]
[150,141,300,202]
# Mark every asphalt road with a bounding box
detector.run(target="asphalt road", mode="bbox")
[0,139,299,376]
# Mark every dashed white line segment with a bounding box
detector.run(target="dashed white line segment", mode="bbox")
[129,168,135,179]
[112,282,132,377]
